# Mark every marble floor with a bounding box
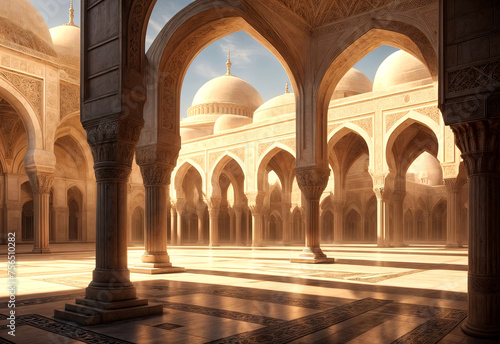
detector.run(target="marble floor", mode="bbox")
[0,243,496,343]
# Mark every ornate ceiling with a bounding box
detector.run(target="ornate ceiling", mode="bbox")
[264,0,395,27]
[0,98,25,160]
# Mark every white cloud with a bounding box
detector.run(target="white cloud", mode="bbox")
[218,36,263,64]
[193,62,219,79]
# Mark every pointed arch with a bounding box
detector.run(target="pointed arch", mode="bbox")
[173,160,206,200]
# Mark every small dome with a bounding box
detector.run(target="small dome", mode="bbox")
[407,152,442,186]
[213,115,252,134]
[254,92,295,122]
[332,68,372,99]
[188,74,263,118]
[0,0,55,55]
[50,24,80,62]
[373,50,432,91]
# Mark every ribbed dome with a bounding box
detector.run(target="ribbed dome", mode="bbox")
[188,74,263,118]
[0,0,55,56]
[373,50,432,91]
[213,115,252,134]
[254,92,295,122]
[50,24,80,62]
[332,68,372,99]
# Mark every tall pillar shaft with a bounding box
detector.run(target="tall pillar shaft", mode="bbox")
[27,171,54,254]
[374,187,390,247]
[445,178,466,248]
[176,206,183,246]
[282,203,291,244]
[209,201,220,246]
[291,166,333,263]
[250,209,262,247]
[170,206,177,245]
[229,209,235,243]
[196,204,205,244]
[234,207,243,245]
[452,121,500,337]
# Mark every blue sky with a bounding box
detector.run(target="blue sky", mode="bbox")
[31,0,398,119]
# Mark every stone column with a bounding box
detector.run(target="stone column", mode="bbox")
[332,201,344,243]
[27,171,55,253]
[291,166,333,263]
[374,187,390,247]
[170,204,177,245]
[249,206,263,247]
[391,190,407,246]
[208,198,220,246]
[282,203,291,245]
[246,207,251,245]
[176,201,184,246]
[451,121,500,337]
[234,206,243,245]
[444,178,466,248]
[133,151,183,273]
[228,208,235,243]
[196,203,206,245]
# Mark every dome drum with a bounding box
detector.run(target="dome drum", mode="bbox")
[187,102,255,118]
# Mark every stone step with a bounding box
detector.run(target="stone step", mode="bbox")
[75,298,148,310]
[54,302,163,326]
[54,308,100,326]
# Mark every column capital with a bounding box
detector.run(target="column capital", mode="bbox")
[27,171,55,195]
[84,115,143,182]
[444,177,467,193]
[196,202,207,217]
[295,165,330,200]
[332,200,344,212]
[233,205,244,216]
[136,143,179,186]
[247,192,265,213]
[451,120,500,176]
[373,186,391,201]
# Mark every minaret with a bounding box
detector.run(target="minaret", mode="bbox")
[285,82,289,93]
[66,0,76,26]
[226,50,232,76]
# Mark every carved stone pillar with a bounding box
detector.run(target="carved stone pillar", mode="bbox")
[170,204,177,245]
[374,187,390,247]
[291,166,334,263]
[391,190,407,247]
[444,178,467,248]
[451,121,500,337]
[208,198,220,246]
[423,212,430,240]
[27,171,55,254]
[133,146,183,274]
[281,203,291,245]
[55,117,162,324]
[332,201,344,243]
[234,206,243,245]
[196,203,206,245]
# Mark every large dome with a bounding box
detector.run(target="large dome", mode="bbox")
[50,25,80,63]
[254,91,295,122]
[188,74,264,118]
[373,50,432,91]
[331,68,372,99]
[0,0,56,56]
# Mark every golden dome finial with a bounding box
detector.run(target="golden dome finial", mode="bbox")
[226,49,232,76]
[66,0,76,26]
[285,82,289,93]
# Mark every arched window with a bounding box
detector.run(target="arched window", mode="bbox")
[68,199,79,241]
[344,209,361,241]
[22,201,34,241]
[321,210,334,242]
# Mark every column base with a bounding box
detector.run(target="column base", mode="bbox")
[391,242,408,247]
[54,298,163,326]
[290,247,335,264]
[377,242,391,247]
[445,243,463,248]
[130,263,185,274]
[32,247,51,254]
[462,318,500,339]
